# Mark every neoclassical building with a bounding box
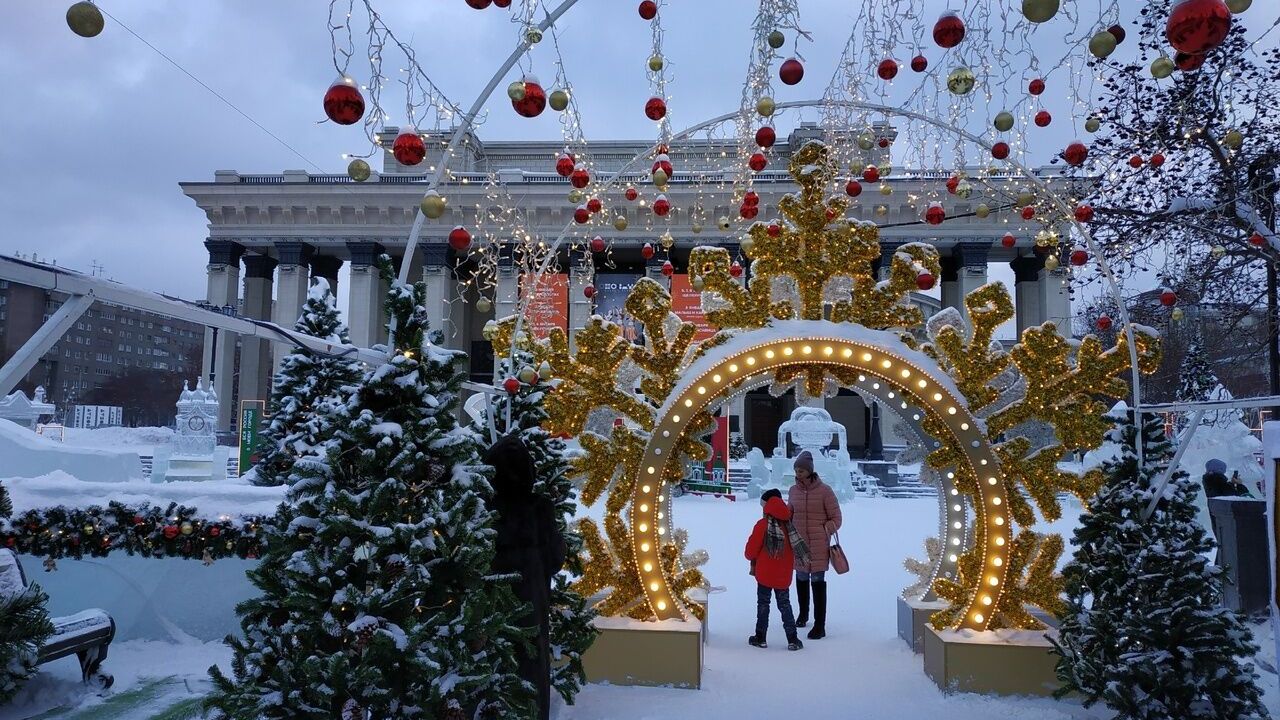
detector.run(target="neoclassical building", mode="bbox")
[181,123,1071,453]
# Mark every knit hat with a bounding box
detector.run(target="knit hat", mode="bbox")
[1206,458,1227,474]
[761,488,782,503]
[793,450,814,474]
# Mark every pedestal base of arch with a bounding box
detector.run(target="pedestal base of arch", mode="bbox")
[581,616,704,690]
[922,626,1061,696]
[896,596,949,653]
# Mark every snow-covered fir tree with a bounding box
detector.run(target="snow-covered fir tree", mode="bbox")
[0,548,53,704]
[482,351,596,704]
[208,278,532,719]
[1176,337,1217,406]
[251,278,362,487]
[728,433,750,461]
[1052,406,1267,720]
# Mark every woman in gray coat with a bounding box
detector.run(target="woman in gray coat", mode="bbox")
[786,450,842,639]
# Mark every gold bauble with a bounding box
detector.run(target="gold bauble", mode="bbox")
[476,297,493,314]
[652,168,669,185]
[691,275,705,291]
[741,237,755,254]
[1211,245,1227,258]
[1034,229,1053,246]
[1017,189,1035,207]
[66,1,105,37]
[875,204,888,216]
[525,27,543,44]
[420,192,447,219]
[878,162,891,177]
[1022,0,1060,23]
[181,522,194,536]
[660,231,675,249]
[538,360,552,376]
[83,524,95,535]
[1044,255,1060,271]
[717,216,731,231]
[1088,30,1117,59]
[946,66,976,95]
[1084,115,1102,133]
[858,134,875,151]
[975,203,990,218]
[507,81,527,101]
[756,96,776,117]
[1171,307,1185,321]
[518,365,538,383]
[613,216,628,231]
[549,89,570,111]
[691,222,704,234]
[879,183,893,196]
[568,189,585,204]
[1151,56,1175,79]
[767,30,785,49]
[956,181,973,199]
[347,159,372,182]
[1226,0,1252,12]
[482,320,497,341]
[1224,129,1244,149]
[648,55,665,72]
[994,111,1015,132]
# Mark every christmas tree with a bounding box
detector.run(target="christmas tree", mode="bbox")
[1176,336,1216,406]
[252,278,363,487]
[1052,406,1267,719]
[728,433,750,460]
[0,551,53,705]
[207,278,532,719]
[483,351,596,705]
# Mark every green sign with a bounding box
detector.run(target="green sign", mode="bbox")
[238,401,265,475]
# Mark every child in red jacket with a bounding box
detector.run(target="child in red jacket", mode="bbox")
[745,488,810,651]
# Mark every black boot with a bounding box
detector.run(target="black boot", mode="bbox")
[807,580,827,640]
[795,579,811,628]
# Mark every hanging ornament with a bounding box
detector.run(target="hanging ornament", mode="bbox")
[1128,155,1144,168]
[420,191,447,218]
[638,0,657,19]
[1150,153,1166,167]
[991,142,1010,160]
[1095,314,1113,331]
[911,55,928,72]
[1028,77,1046,96]
[1225,0,1251,11]
[956,181,972,199]
[692,222,704,234]
[756,96,776,117]
[924,204,946,225]
[718,216,732,230]
[517,366,538,385]
[1034,110,1052,127]
[1151,55,1176,78]
[653,195,671,216]
[644,96,667,121]
[756,126,776,148]
[503,377,521,394]
[875,205,888,216]
[1089,30,1118,58]
[916,272,937,290]
[583,285,596,299]
[573,206,590,224]
[393,128,426,166]
[767,29,786,49]
[729,261,744,278]
[877,59,899,80]
[1063,140,1088,166]
[641,242,655,259]
[648,54,665,72]
[624,186,639,201]
[466,0,492,8]
[525,27,543,44]
[555,153,575,177]
[743,191,760,206]
[1249,232,1266,246]
[347,159,371,182]
[1211,245,1227,258]
[862,165,880,183]
[779,58,805,85]
[1022,0,1060,23]
[448,226,472,251]
[845,180,863,197]
[933,11,966,48]
[1109,24,1127,43]
[66,1,105,37]
[1171,307,1186,321]
[1074,204,1094,222]
[549,89,570,112]
[652,155,673,181]
[1084,115,1102,133]
[570,165,591,189]
[323,76,366,125]
[994,111,1015,132]
[1021,205,1036,220]
[512,76,546,117]
[749,153,768,172]
[507,81,527,101]
[1044,255,1060,271]
[568,188,584,204]
[858,134,875,150]
[946,67,975,95]
[613,216,628,231]
[661,260,674,277]
[1070,246,1088,266]
[1175,51,1205,71]
[476,297,493,314]
[1223,129,1243,148]
[878,136,892,149]
[1166,0,1232,55]
[1001,233,1017,249]
[946,176,961,194]
[878,183,893,196]
[740,204,759,220]
[587,197,603,213]
[1159,287,1178,306]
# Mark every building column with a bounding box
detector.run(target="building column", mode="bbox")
[346,242,385,349]
[940,255,961,313]
[644,254,670,291]
[1010,254,1045,338]
[420,245,454,348]
[239,254,277,409]
[876,241,903,281]
[201,240,244,432]
[568,264,593,354]
[272,242,314,376]
[310,254,343,299]
[1039,262,1071,333]
[951,241,990,326]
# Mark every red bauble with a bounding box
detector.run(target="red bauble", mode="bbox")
[512,78,546,118]
[651,158,673,178]
[916,272,936,290]
[1074,204,1095,223]
[1159,288,1178,306]
[625,187,639,201]
[1070,247,1089,266]
[644,96,667,121]
[655,143,670,155]
[583,284,596,299]
[392,129,426,166]
[209,526,221,538]
[1020,205,1036,220]
[1108,24,1127,44]
[1063,141,1088,166]
[323,77,365,125]
[743,191,760,206]
[1028,78,1046,96]
[587,197,603,213]
[1096,314,1113,331]
[555,154,575,177]
[925,204,946,225]
[862,165,880,183]
[466,0,492,8]
[638,0,657,19]
[767,223,782,237]
[729,261,743,278]
[1150,153,1166,168]
[503,377,520,394]
[1034,110,1052,127]
[1174,51,1206,71]
[845,180,863,197]
[661,260,674,277]
[946,175,960,194]
[590,236,606,252]
[653,196,671,216]
[749,153,768,172]
[494,0,511,6]
[574,206,590,224]
[163,525,179,540]
[991,142,1010,160]
[933,11,966,48]
[448,226,472,251]
[878,137,891,149]
[755,126,776,148]
[740,204,759,220]
[1001,233,1016,248]
[910,55,928,73]
[1166,0,1231,55]
[1250,232,1267,247]
[825,208,838,221]
[132,515,145,526]
[641,242,655,259]
[877,59,899,80]
[570,166,591,189]
[779,58,805,85]
[1128,155,1144,168]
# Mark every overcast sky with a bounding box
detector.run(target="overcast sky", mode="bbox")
[4,1,1275,311]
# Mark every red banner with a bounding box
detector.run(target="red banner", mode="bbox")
[519,273,569,340]
[670,274,716,341]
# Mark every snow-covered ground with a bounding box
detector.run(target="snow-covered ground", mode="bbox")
[3,471,285,518]
[4,495,1277,719]
[58,426,176,455]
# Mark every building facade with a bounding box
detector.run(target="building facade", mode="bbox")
[181,124,1073,452]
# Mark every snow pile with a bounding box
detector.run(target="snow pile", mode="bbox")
[3,472,286,518]
[60,425,175,452]
[0,418,142,482]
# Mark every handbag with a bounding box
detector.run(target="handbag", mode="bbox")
[828,531,850,575]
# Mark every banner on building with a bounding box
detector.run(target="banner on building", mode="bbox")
[670,274,716,341]
[238,400,266,476]
[593,273,643,341]
[519,273,569,340]
[71,405,122,429]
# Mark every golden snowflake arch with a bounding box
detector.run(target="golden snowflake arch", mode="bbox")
[500,140,1159,631]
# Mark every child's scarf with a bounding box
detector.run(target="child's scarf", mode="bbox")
[765,515,810,566]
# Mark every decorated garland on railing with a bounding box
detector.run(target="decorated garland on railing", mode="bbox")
[0,480,271,568]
